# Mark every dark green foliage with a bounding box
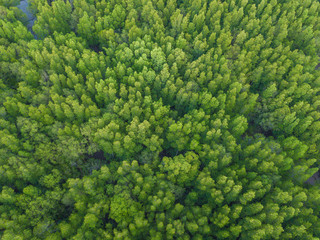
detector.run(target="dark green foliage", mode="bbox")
[1,0,320,239]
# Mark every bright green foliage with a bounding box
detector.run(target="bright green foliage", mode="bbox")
[0,0,320,239]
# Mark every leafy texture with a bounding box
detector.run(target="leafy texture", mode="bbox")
[1,0,320,239]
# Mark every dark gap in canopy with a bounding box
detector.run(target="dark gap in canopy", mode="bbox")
[305,169,320,185]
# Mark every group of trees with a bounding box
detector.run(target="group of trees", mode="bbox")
[1,0,320,239]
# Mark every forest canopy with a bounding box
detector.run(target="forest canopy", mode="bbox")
[1,0,320,239]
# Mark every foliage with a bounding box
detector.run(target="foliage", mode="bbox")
[1,0,320,239]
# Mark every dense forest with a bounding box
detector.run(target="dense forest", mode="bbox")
[1,0,320,239]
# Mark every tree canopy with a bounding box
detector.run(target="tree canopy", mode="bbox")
[1,0,320,239]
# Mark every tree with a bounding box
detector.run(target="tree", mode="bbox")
[1,0,320,239]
